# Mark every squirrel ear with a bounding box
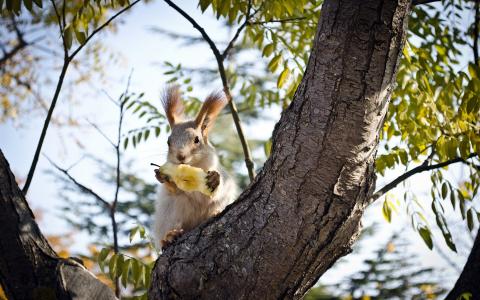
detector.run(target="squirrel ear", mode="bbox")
[195,91,226,136]
[162,85,184,126]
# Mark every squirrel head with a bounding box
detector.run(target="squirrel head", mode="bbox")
[162,85,226,169]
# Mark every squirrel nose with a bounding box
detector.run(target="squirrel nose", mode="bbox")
[177,154,186,162]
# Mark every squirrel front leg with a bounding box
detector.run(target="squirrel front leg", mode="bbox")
[154,169,179,194]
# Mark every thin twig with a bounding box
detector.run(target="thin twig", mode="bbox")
[221,0,253,59]
[45,155,110,209]
[0,15,28,66]
[370,153,478,203]
[163,0,256,181]
[50,0,68,54]
[86,119,116,147]
[111,71,132,298]
[22,1,140,195]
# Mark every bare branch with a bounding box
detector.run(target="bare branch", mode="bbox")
[22,1,140,195]
[221,0,253,59]
[45,155,111,209]
[86,119,116,148]
[50,0,68,55]
[370,153,478,203]
[0,16,28,66]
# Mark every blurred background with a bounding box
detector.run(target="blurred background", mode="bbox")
[1,0,479,298]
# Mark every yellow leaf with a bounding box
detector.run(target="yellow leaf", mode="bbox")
[277,67,290,88]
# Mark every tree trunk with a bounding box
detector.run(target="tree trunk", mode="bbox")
[0,150,116,300]
[149,0,411,299]
[445,228,480,300]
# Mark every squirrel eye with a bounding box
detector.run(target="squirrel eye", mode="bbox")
[194,136,200,144]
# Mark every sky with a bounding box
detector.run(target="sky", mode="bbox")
[0,0,475,294]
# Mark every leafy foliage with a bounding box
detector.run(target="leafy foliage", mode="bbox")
[97,224,155,299]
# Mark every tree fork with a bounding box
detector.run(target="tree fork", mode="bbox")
[149,0,411,298]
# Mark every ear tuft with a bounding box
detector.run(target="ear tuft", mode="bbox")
[195,91,227,135]
[162,85,184,125]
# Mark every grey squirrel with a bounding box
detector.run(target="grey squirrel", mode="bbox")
[153,85,238,249]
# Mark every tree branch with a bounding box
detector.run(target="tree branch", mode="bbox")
[86,120,116,148]
[150,0,411,298]
[221,0,253,59]
[0,15,28,66]
[110,72,131,297]
[22,1,140,195]
[163,0,256,181]
[45,156,111,209]
[370,153,478,202]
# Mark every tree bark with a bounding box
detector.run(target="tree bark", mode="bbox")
[445,228,480,300]
[149,0,411,299]
[0,150,117,300]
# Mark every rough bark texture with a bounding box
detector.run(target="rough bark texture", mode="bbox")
[0,150,116,300]
[445,228,480,300]
[149,0,411,299]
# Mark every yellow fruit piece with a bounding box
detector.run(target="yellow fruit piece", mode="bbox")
[159,162,213,196]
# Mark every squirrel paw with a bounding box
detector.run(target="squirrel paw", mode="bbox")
[154,169,169,183]
[206,170,220,192]
[161,228,184,250]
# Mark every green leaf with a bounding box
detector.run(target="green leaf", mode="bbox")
[144,129,150,141]
[441,182,448,199]
[277,67,290,88]
[23,0,32,11]
[155,127,161,137]
[467,209,474,231]
[262,43,275,57]
[432,200,457,252]
[268,54,282,73]
[32,0,41,8]
[75,30,87,44]
[129,226,138,243]
[418,226,433,250]
[121,259,131,288]
[131,259,141,287]
[382,199,392,223]
[468,63,480,79]
[457,292,473,300]
[139,225,146,239]
[108,253,118,279]
[98,248,110,263]
[115,254,124,277]
[64,24,73,50]
[123,137,128,150]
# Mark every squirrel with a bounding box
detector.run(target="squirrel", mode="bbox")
[153,85,238,250]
